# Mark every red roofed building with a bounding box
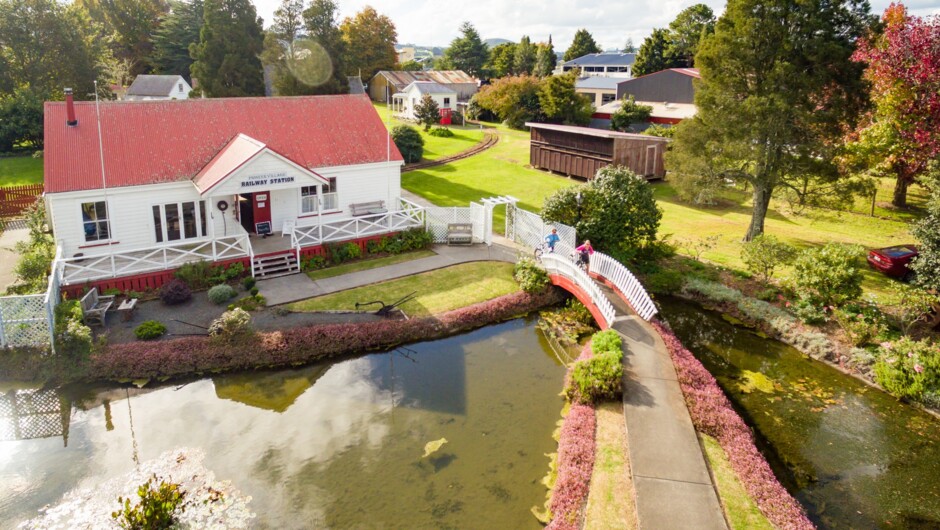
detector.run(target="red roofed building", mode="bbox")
[44,93,419,285]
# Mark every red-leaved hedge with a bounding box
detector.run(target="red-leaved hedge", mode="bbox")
[547,343,597,530]
[652,320,815,530]
[90,289,565,381]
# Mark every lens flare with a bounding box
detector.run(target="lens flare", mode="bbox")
[285,38,334,87]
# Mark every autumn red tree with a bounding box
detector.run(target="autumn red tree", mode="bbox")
[851,3,940,208]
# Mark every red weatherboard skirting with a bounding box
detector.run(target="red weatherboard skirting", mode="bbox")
[549,274,610,330]
[61,234,395,297]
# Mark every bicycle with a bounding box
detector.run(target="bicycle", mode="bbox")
[534,242,557,262]
[571,250,589,272]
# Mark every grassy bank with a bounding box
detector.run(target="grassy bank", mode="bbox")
[701,434,774,530]
[305,250,435,281]
[0,156,43,186]
[584,401,637,529]
[290,261,519,317]
[372,102,485,161]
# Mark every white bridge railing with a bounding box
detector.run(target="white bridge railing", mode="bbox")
[290,200,425,249]
[591,253,658,321]
[58,234,251,285]
[540,253,617,328]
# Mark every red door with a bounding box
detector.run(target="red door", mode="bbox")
[252,192,272,233]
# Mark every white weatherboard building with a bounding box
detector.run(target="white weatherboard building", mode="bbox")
[390,82,456,121]
[43,93,419,285]
[124,75,193,101]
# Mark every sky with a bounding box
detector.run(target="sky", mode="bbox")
[252,0,940,51]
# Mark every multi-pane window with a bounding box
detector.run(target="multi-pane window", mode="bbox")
[443,97,451,107]
[178,83,184,92]
[300,178,338,214]
[82,201,110,242]
[601,93,616,104]
[153,200,206,242]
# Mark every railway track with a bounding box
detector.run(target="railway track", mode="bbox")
[402,129,499,172]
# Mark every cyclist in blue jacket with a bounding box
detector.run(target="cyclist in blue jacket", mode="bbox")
[544,228,560,253]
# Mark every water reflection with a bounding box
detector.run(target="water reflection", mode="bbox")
[0,388,70,446]
[0,318,565,529]
[660,298,940,530]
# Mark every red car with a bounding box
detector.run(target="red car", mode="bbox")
[867,245,918,281]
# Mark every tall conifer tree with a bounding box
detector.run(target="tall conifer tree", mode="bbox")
[190,0,265,97]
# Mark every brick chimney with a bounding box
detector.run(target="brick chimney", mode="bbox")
[65,88,77,127]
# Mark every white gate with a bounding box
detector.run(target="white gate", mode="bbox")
[470,202,486,243]
[509,206,576,252]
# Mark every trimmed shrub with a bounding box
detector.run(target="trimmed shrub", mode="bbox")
[329,242,361,264]
[391,125,424,163]
[590,330,621,355]
[207,284,237,305]
[223,262,245,281]
[740,234,796,282]
[791,243,864,307]
[874,337,940,401]
[249,287,259,296]
[174,261,216,290]
[514,257,549,293]
[644,269,684,295]
[227,294,266,312]
[566,352,623,404]
[208,308,252,339]
[135,321,167,341]
[241,276,256,291]
[653,321,814,530]
[428,126,454,137]
[160,280,192,306]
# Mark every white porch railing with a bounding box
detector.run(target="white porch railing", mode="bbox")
[591,253,658,321]
[291,199,425,249]
[58,234,251,285]
[540,253,617,328]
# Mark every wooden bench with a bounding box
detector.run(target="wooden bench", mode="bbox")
[80,288,114,327]
[447,223,473,245]
[350,200,388,217]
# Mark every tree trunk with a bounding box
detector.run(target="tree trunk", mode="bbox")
[893,175,910,208]
[744,184,772,241]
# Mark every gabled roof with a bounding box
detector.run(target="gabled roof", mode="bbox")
[372,70,477,88]
[563,52,636,67]
[403,81,456,95]
[669,68,701,79]
[193,133,330,195]
[126,75,187,97]
[44,95,403,194]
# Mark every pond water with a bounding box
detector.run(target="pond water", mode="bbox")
[0,318,567,529]
[659,298,940,530]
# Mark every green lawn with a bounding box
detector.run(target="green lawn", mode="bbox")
[0,156,43,186]
[701,434,774,530]
[305,250,435,281]
[373,102,485,161]
[289,261,518,317]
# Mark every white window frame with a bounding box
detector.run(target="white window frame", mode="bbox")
[81,200,111,243]
[152,200,207,243]
[299,178,339,215]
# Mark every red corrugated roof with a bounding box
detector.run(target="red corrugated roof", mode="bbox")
[44,94,403,194]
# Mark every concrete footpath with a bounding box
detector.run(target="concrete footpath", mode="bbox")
[602,286,728,530]
[259,242,518,306]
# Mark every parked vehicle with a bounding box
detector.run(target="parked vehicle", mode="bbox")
[867,245,919,281]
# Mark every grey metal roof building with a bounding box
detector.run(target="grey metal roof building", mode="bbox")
[125,75,191,100]
[402,81,456,95]
[616,68,700,105]
[561,52,636,76]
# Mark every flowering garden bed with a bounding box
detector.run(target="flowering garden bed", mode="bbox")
[652,320,815,530]
[89,288,565,382]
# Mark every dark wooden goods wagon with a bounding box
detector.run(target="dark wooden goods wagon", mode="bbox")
[526,123,667,180]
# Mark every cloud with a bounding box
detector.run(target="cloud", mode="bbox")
[253,0,929,51]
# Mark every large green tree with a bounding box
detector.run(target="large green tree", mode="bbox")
[340,6,397,79]
[666,3,716,67]
[542,165,663,263]
[443,22,489,78]
[513,36,537,76]
[262,0,311,96]
[78,0,169,77]
[610,96,652,132]
[0,0,112,98]
[486,42,516,78]
[150,0,203,82]
[564,28,601,61]
[667,0,873,241]
[538,70,592,126]
[301,0,347,94]
[189,0,265,97]
[472,75,543,128]
[632,28,674,76]
[534,36,557,77]
[911,163,940,292]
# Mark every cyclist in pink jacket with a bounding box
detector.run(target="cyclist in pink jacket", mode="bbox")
[575,240,594,272]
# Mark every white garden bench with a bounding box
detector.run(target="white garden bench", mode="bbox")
[350,201,387,217]
[447,223,473,245]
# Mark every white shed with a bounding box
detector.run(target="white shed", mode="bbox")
[390,82,457,121]
[125,75,193,101]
